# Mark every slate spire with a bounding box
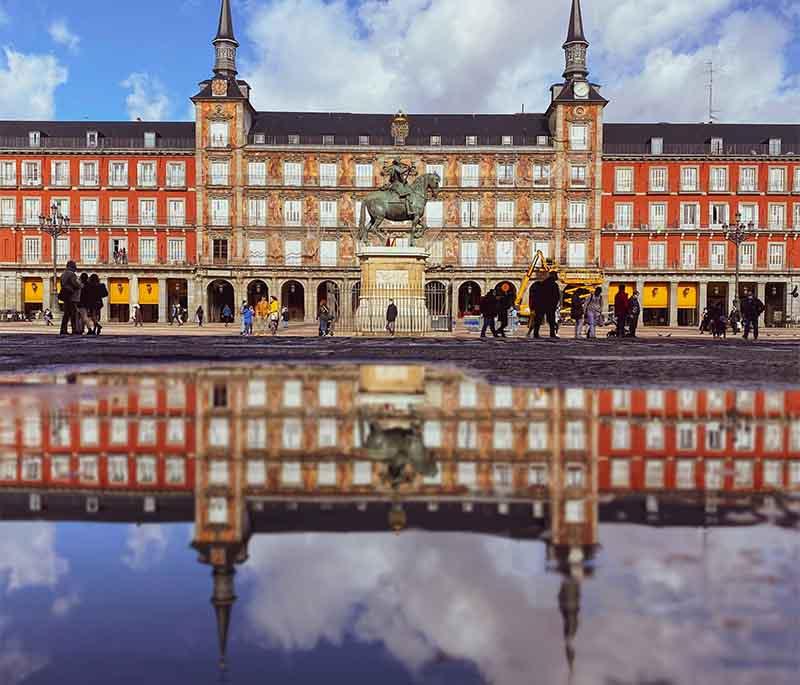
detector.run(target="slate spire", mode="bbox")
[213,0,239,77]
[211,565,237,671]
[565,0,587,44]
[216,0,236,42]
[562,0,589,81]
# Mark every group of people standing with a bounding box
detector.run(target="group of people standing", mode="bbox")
[479,288,516,338]
[700,293,765,340]
[231,296,283,336]
[567,283,641,339]
[58,260,109,336]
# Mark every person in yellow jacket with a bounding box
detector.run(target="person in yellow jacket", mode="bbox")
[268,295,280,335]
[255,296,270,335]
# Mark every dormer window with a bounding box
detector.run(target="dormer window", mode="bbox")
[466,135,477,146]
[253,133,265,144]
[144,131,156,149]
[322,135,334,145]
[86,131,98,148]
[359,135,370,146]
[769,138,782,156]
[288,134,300,145]
[536,135,549,146]
[501,135,513,146]
[28,131,41,148]
[650,137,663,155]
[430,135,441,146]
[710,137,723,155]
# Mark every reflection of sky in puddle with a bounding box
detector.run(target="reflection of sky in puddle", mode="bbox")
[0,363,798,684]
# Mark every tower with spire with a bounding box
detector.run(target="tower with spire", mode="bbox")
[213,0,239,78]
[562,0,589,82]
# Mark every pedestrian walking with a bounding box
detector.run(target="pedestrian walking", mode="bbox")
[87,273,108,335]
[239,301,249,335]
[495,290,510,338]
[479,291,498,338]
[77,272,93,334]
[242,304,254,336]
[281,305,290,329]
[584,286,603,339]
[741,292,765,340]
[728,302,741,334]
[221,304,232,327]
[268,296,280,335]
[570,291,586,339]
[132,304,144,327]
[532,272,560,339]
[386,299,398,336]
[627,291,641,338]
[43,309,54,326]
[58,260,81,335]
[196,305,204,326]
[526,281,541,338]
[256,296,269,335]
[318,299,333,337]
[613,284,629,339]
[699,307,710,334]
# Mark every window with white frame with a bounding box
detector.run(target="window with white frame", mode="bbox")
[166,237,185,263]
[144,131,156,148]
[210,160,228,186]
[710,203,728,227]
[166,162,185,187]
[353,461,372,485]
[137,418,157,445]
[533,163,550,186]
[794,168,800,192]
[248,239,266,266]
[734,460,753,488]
[564,420,585,450]
[22,457,42,481]
[50,457,69,481]
[680,167,698,191]
[614,203,633,229]
[739,167,757,192]
[51,198,69,220]
[208,497,228,524]
[429,239,443,264]
[768,204,785,230]
[646,422,664,450]
[764,460,783,487]
[319,162,337,187]
[681,203,699,228]
[496,200,514,227]
[426,163,444,185]
[139,237,156,264]
[459,380,477,408]
[676,459,695,489]
[649,203,666,229]
[284,200,301,226]
[358,135,370,146]
[81,237,98,264]
[465,135,477,146]
[681,242,697,269]
[612,389,630,410]
[317,462,337,486]
[0,160,16,186]
[460,199,479,227]
[139,199,156,226]
[565,388,585,409]
[707,389,725,411]
[137,161,156,187]
[734,423,754,452]
[710,137,723,154]
[532,201,550,227]
[614,168,633,192]
[284,161,302,186]
[528,463,548,485]
[460,240,478,266]
[739,243,755,269]
[495,240,514,267]
[768,243,784,270]
[80,198,98,225]
[533,240,550,259]
[110,418,128,445]
[137,457,156,484]
[648,242,666,269]
[705,460,723,489]
[611,459,630,487]
[569,124,588,150]
[706,423,725,450]
[710,243,726,269]
[794,204,800,229]
[430,135,442,146]
[457,461,477,485]
[769,138,782,155]
[568,201,586,228]
[167,418,185,444]
[461,163,480,187]
[0,198,14,224]
[457,421,478,449]
[51,160,70,187]
[245,459,265,485]
[645,460,664,488]
[649,167,667,191]
[80,161,99,186]
[765,391,784,412]
[425,200,443,227]
[168,199,185,226]
[355,163,373,187]
[768,167,786,192]
[247,197,266,227]
[109,161,127,187]
[285,239,302,266]
[493,422,514,450]
[678,389,696,412]
[209,121,229,147]
[23,236,40,263]
[23,197,41,224]
[248,160,266,186]
[320,239,337,267]
[318,418,338,448]
[282,419,303,450]
[612,420,630,449]
[764,423,783,452]
[567,241,586,267]
[166,458,185,484]
[22,161,41,186]
[645,389,664,410]
[497,162,514,185]
[709,167,728,192]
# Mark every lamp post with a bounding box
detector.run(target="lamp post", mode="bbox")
[39,203,71,313]
[723,212,753,313]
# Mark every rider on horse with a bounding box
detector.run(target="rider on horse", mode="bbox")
[381,159,416,214]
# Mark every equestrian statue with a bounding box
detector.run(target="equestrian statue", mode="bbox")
[358,159,440,246]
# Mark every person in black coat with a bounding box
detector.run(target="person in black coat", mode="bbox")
[479,291,498,338]
[87,273,108,335]
[385,299,398,336]
[741,293,765,340]
[495,290,510,338]
[532,272,561,338]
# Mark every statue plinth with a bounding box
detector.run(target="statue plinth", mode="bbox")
[356,246,429,336]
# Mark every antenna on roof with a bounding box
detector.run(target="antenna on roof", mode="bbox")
[521,103,525,113]
[705,61,720,123]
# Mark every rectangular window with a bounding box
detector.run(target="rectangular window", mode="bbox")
[209,121,229,147]
[167,238,185,264]
[210,160,228,186]
[139,237,156,264]
[0,198,14,224]
[533,163,550,186]
[645,460,664,488]
[710,243,726,269]
[284,161,302,186]
[710,137,723,154]
[680,242,697,269]
[460,240,478,267]
[709,167,728,192]
[614,168,633,192]
[739,167,757,192]
[166,162,185,187]
[460,199,479,227]
[425,200,443,228]
[22,161,41,186]
[426,163,444,185]
[497,162,514,185]
[794,168,800,192]
[764,460,783,487]
[137,457,156,484]
[571,165,587,187]
[614,203,632,229]
[80,198,98,225]
[358,135,370,146]
[81,237,98,264]
[768,167,786,192]
[567,241,586,267]
[648,242,666,269]
[137,162,156,187]
[457,461,477,484]
[461,163,480,187]
[705,460,723,489]
[248,197,266,227]
[430,135,441,146]
[649,203,666,230]
[109,162,128,187]
[768,243,785,270]
[739,243,755,269]
[533,240,550,259]
[614,242,632,269]
[568,201,586,228]
[80,161,99,186]
[428,239,443,264]
[611,459,630,487]
[111,199,128,225]
[319,162,337,187]
[51,160,70,187]
[285,239,302,266]
[649,167,667,192]
[320,239,337,267]
[709,203,728,227]
[139,199,156,226]
[0,160,16,186]
[612,420,630,449]
[650,137,663,155]
[569,124,588,150]
[680,167,698,192]
[768,204,785,230]
[681,203,699,228]
[734,460,753,488]
[248,161,266,186]
[355,163,373,187]
[565,420,586,450]
[496,200,514,227]
[532,201,550,227]
[23,236,41,263]
[495,240,514,267]
[465,135,478,146]
[646,422,664,450]
[211,198,229,226]
[168,199,185,226]
[706,424,725,450]
[247,239,266,266]
[284,199,301,226]
[144,131,156,148]
[676,459,695,489]
[770,138,782,155]
[353,461,372,485]
[318,418,338,448]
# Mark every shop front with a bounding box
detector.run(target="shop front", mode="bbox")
[167,279,188,321]
[23,277,44,318]
[677,283,698,326]
[642,282,669,326]
[108,278,130,323]
[138,278,159,323]
[765,282,785,327]
[706,282,728,312]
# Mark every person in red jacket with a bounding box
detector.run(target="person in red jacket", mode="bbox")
[613,285,629,338]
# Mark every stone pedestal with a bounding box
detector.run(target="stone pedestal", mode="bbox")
[356,247,429,336]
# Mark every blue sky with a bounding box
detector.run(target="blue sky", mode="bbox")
[0,0,799,122]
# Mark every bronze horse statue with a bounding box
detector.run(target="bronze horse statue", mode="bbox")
[358,172,440,246]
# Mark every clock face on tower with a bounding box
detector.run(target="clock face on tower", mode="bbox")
[574,81,590,99]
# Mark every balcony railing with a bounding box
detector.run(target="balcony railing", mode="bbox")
[50,176,70,187]
[0,136,195,150]
[79,176,99,186]
[0,175,16,186]
[247,133,554,147]
[603,258,789,272]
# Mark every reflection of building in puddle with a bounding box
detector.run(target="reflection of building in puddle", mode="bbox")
[0,367,799,670]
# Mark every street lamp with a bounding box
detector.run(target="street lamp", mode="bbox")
[723,212,753,313]
[39,203,71,313]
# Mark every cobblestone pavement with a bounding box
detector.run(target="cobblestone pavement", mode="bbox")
[0,331,797,388]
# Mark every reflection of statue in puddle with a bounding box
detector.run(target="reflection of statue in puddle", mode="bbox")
[361,416,437,489]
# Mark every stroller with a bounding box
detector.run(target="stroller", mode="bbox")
[606,312,633,338]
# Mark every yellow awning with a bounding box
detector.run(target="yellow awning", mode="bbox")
[109,278,129,305]
[23,278,43,303]
[138,279,159,305]
[677,283,697,309]
[643,282,669,308]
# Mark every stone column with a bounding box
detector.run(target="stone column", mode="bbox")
[699,281,708,313]
[42,277,51,316]
[756,281,766,303]
[668,281,679,327]
[305,278,315,322]
[158,277,167,324]
[14,275,22,311]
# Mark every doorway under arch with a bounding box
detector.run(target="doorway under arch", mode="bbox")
[248,279,269,307]
[317,281,341,317]
[458,281,481,317]
[281,280,305,321]
[207,280,235,323]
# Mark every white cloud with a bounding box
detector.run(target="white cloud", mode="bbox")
[48,19,80,53]
[121,525,168,570]
[50,592,80,617]
[120,72,171,121]
[0,48,68,119]
[0,619,47,685]
[0,523,69,593]
[240,0,800,122]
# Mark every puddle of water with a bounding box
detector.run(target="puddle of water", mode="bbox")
[0,363,798,685]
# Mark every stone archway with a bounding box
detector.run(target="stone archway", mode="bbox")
[458,281,481,317]
[317,281,341,317]
[207,279,235,323]
[248,279,269,307]
[281,280,305,321]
